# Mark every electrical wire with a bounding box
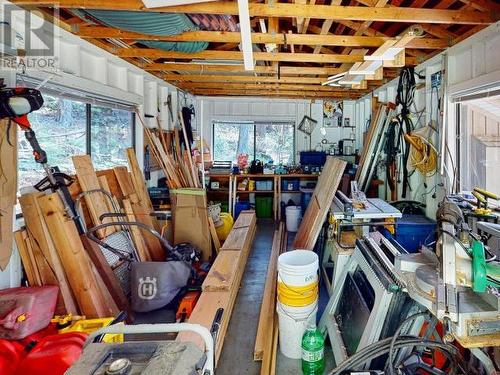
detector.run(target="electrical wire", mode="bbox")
[388,311,430,375]
[405,133,438,177]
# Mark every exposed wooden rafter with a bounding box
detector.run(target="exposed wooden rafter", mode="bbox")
[76,27,448,49]
[11,1,496,24]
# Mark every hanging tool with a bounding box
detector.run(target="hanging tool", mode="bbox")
[0,86,81,230]
[472,187,499,216]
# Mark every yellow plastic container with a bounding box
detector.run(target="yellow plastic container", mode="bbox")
[277,280,319,307]
[215,212,234,241]
[58,317,124,343]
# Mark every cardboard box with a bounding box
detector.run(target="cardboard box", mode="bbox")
[171,188,212,262]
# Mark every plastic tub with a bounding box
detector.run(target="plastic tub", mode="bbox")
[278,250,319,286]
[395,214,436,253]
[285,206,302,232]
[255,196,273,218]
[281,179,300,191]
[300,188,314,215]
[277,300,318,359]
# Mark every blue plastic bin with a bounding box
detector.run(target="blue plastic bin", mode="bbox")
[300,151,327,166]
[395,214,436,253]
[234,201,251,219]
[300,188,314,215]
[281,178,300,191]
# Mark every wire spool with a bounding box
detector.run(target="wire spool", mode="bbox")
[404,133,437,177]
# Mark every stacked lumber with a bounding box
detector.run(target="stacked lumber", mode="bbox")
[137,112,200,190]
[176,210,257,365]
[293,157,347,250]
[16,148,164,317]
[16,191,117,318]
[254,222,287,375]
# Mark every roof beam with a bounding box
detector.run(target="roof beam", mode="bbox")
[190,89,363,99]
[12,1,496,24]
[76,27,448,49]
[163,74,338,84]
[144,63,345,76]
[117,48,418,64]
[178,82,373,92]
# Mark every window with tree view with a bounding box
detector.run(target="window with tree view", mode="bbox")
[213,121,294,164]
[18,93,134,189]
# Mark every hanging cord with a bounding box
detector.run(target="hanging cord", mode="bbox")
[395,67,417,198]
[404,133,438,177]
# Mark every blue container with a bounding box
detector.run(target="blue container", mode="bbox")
[281,178,300,191]
[300,188,314,215]
[300,151,327,166]
[234,201,251,219]
[395,214,436,253]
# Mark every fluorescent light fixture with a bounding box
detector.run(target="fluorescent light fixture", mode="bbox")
[325,72,347,81]
[350,60,383,75]
[339,75,364,85]
[365,47,404,61]
[141,0,215,7]
[238,0,254,71]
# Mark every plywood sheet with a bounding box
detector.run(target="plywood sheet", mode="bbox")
[293,157,347,250]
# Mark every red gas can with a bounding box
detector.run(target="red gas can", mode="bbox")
[0,339,26,374]
[15,332,87,375]
[0,285,59,340]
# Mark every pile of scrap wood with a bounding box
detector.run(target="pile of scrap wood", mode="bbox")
[139,111,200,190]
[254,222,286,375]
[15,148,164,318]
[177,210,256,365]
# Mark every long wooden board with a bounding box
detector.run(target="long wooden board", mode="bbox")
[129,194,165,261]
[113,166,135,197]
[19,193,79,315]
[293,157,347,250]
[254,224,282,361]
[0,119,17,270]
[202,251,241,292]
[72,155,116,238]
[177,211,256,364]
[38,192,115,318]
[126,148,153,211]
[14,230,41,287]
[122,198,151,262]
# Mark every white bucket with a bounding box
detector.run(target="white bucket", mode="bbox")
[277,300,318,359]
[277,250,319,287]
[285,206,302,232]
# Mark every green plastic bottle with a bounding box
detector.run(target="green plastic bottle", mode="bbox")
[301,322,325,375]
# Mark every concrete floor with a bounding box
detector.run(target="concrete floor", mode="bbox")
[217,219,334,375]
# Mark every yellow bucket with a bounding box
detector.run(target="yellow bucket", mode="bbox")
[215,213,234,241]
[277,280,319,307]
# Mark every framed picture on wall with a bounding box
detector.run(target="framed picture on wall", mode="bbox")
[323,100,343,127]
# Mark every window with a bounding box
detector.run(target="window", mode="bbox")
[212,121,294,164]
[18,95,87,188]
[91,105,134,169]
[17,93,135,189]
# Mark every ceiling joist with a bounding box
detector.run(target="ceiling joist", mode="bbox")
[117,48,418,65]
[12,1,496,24]
[76,26,449,50]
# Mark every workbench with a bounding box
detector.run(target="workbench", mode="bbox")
[322,197,402,294]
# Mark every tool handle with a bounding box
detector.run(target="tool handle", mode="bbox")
[25,128,47,164]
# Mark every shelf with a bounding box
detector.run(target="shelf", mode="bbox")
[207,189,230,193]
[281,190,303,193]
[236,190,274,194]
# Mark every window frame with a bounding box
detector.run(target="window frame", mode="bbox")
[17,92,136,191]
[211,120,295,164]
